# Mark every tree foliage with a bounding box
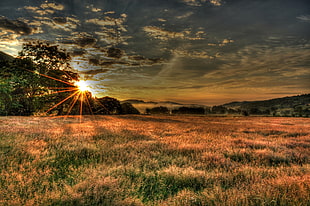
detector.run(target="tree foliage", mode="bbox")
[0,42,79,115]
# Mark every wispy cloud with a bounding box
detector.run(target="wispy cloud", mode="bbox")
[172,49,219,59]
[143,26,206,41]
[176,12,194,19]
[182,0,222,7]
[297,15,310,23]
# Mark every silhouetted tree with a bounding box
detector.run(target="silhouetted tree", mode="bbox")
[241,110,249,116]
[249,108,262,115]
[227,108,239,114]
[211,105,227,114]
[19,41,79,115]
[146,106,169,114]
[121,102,140,114]
[172,106,205,114]
[93,96,122,114]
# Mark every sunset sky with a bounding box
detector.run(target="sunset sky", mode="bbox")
[0,0,309,105]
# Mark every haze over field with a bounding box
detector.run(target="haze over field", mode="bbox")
[0,0,309,104]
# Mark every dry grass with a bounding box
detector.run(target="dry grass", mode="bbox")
[0,115,309,205]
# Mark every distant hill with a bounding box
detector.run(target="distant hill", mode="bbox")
[223,94,310,109]
[223,94,310,117]
[123,94,310,116]
[123,99,183,105]
[0,51,14,62]
[121,99,207,113]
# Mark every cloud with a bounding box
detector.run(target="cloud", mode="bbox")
[81,68,110,75]
[86,4,102,12]
[143,26,185,40]
[85,14,127,32]
[172,49,220,59]
[182,0,202,7]
[158,18,167,22]
[70,49,86,57]
[87,18,117,26]
[209,0,222,6]
[23,3,80,32]
[59,33,97,48]
[107,47,124,58]
[203,44,310,92]
[87,50,164,68]
[53,17,67,24]
[29,15,79,31]
[24,6,55,15]
[176,12,194,19]
[219,39,234,46]
[0,16,32,35]
[182,0,222,7]
[297,15,310,23]
[143,26,205,41]
[85,13,129,45]
[95,30,131,45]
[40,3,64,11]
[23,2,64,16]
[74,35,97,47]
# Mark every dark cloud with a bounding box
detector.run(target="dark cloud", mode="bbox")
[130,55,147,61]
[107,47,124,59]
[81,68,109,75]
[70,49,86,56]
[89,58,100,65]
[75,36,97,47]
[0,16,32,35]
[88,53,164,68]
[88,58,127,67]
[53,17,67,24]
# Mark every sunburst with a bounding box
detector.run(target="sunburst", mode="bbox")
[21,65,112,120]
[24,68,96,118]
[75,80,90,92]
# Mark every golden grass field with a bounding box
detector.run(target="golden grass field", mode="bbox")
[0,115,309,205]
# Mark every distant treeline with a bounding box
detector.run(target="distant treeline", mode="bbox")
[145,105,310,117]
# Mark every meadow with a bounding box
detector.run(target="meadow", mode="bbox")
[0,115,309,206]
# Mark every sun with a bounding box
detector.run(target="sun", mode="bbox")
[75,80,90,92]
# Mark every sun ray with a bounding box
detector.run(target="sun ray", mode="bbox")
[45,90,79,114]
[84,93,94,115]
[34,89,78,97]
[93,98,109,114]
[65,92,81,117]
[62,70,77,81]
[25,68,75,86]
[79,91,84,122]
[45,87,78,90]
